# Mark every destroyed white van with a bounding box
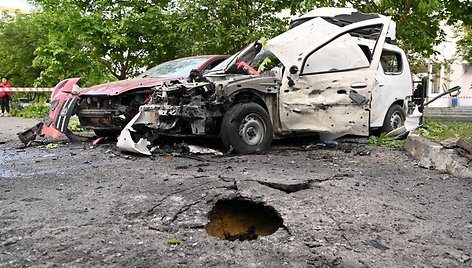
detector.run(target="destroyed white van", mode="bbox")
[117,8,415,155]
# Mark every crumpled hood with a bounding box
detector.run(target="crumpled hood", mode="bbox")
[267,18,340,69]
[80,77,182,96]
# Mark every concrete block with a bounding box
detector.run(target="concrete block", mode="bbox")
[406,134,472,178]
[457,138,472,155]
[440,137,472,155]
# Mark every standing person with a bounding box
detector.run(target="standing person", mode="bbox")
[0,78,12,117]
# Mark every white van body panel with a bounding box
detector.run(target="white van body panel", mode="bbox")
[370,44,412,128]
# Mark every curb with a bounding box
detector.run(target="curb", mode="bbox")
[405,134,472,178]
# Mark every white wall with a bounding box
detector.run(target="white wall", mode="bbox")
[450,62,472,106]
[426,23,471,108]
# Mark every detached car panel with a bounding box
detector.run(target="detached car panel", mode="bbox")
[18,78,81,144]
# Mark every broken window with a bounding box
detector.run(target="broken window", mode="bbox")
[381,50,402,74]
[301,25,383,75]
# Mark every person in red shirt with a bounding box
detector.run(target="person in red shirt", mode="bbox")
[0,78,12,117]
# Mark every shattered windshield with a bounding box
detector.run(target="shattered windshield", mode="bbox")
[138,57,211,78]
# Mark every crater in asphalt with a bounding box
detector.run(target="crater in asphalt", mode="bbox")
[206,199,283,241]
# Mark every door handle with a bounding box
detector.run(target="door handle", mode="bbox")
[351,82,368,89]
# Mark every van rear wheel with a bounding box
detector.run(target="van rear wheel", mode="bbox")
[382,104,405,133]
[220,103,273,154]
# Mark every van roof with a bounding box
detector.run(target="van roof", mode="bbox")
[290,7,396,40]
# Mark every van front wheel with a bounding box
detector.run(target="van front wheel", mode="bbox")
[382,104,405,133]
[220,103,273,154]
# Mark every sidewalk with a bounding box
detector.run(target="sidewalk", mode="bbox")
[424,106,472,122]
[0,116,40,143]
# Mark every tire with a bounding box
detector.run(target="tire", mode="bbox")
[220,103,273,154]
[382,104,406,133]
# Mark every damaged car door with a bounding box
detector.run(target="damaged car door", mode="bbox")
[270,17,391,139]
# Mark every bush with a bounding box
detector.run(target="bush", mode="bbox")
[10,102,49,118]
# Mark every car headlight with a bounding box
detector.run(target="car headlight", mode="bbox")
[72,84,81,95]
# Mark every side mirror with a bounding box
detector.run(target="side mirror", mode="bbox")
[289,65,299,75]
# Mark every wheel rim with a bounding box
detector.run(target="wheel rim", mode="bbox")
[389,111,403,130]
[238,113,266,146]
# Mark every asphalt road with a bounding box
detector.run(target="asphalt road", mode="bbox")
[0,116,39,143]
[0,117,471,267]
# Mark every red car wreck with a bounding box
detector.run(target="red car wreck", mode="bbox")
[18,55,228,144]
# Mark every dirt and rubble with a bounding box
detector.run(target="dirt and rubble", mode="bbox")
[0,117,471,267]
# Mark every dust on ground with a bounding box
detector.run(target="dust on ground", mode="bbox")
[0,116,39,143]
[0,117,471,267]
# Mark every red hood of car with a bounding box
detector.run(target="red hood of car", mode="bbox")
[80,77,183,96]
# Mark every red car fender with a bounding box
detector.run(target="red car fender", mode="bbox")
[50,78,81,101]
[41,78,81,139]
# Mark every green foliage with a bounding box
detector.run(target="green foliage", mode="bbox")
[368,133,405,149]
[10,102,49,118]
[408,55,429,75]
[418,119,472,144]
[258,56,279,72]
[0,13,47,87]
[0,0,465,92]
[45,143,60,149]
[173,0,288,56]
[285,0,449,58]
[68,117,86,132]
[457,28,472,63]
[444,0,472,26]
[32,1,117,86]
[32,0,174,86]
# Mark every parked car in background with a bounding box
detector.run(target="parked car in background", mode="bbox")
[18,55,228,144]
[12,98,32,110]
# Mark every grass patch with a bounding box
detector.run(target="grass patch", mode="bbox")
[368,133,405,148]
[418,119,472,144]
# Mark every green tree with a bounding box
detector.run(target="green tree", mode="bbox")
[23,0,470,89]
[172,0,289,56]
[32,3,112,87]
[283,0,449,57]
[0,12,46,87]
[0,12,51,101]
[32,0,174,86]
[457,30,472,63]
[444,0,472,62]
